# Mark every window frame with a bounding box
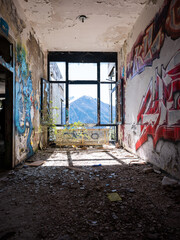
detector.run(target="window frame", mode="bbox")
[47,52,118,142]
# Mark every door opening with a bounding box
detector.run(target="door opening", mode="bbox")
[0,33,14,168]
[0,65,13,168]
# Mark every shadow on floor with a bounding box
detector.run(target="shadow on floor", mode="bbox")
[0,147,180,240]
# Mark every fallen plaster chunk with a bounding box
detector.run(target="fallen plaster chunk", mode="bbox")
[107,192,122,202]
[153,165,161,174]
[103,144,115,149]
[162,176,179,187]
[26,160,44,167]
[130,160,146,165]
[153,169,161,174]
[142,167,154,174]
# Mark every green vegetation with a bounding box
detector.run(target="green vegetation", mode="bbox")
[41,101,59,141]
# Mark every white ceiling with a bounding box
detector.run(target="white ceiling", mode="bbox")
[16,0,147,52]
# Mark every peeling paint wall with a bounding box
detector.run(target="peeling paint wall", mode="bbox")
[0,0,46,165]
[119,0,180,179]
[15,0,147,52]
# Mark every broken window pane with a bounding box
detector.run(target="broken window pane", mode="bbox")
[100,62,116,82]
[50,62,66,81]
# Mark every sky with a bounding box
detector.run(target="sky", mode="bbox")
[57,62,116,105]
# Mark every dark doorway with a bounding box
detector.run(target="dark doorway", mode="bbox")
[0,65,13,168]
[0,33,14,169]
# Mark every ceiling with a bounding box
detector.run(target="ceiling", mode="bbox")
[16,0,147,52]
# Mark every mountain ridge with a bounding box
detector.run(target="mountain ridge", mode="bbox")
[67,95,115,124]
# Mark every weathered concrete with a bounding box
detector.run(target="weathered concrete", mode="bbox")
[1,0,179,178]
[0,0,46,165]
[14,0,147,52]
[119,0,180,179]
[0,147,180,239]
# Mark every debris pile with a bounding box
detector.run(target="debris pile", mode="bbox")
[0,148,180,240]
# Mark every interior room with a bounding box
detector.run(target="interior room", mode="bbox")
[0,0,179,239]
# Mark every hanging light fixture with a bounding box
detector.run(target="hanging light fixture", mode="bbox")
[78,15,88,23]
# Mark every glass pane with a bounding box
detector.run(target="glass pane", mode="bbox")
[50,62,66,81]
[41,79,49,123]
[100,62,116,82]
[50,83,66,125]
[69,84,97,124]
[69,63,97,80]
[100,83,116,124]
[112,86,116,123]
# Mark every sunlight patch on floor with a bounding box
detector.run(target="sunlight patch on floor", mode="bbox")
[41,149,142,167]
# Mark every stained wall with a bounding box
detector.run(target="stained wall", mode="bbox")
[0,0,46,165]
[119,0,180,179]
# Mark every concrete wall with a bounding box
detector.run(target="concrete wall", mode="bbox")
[119,0,180,179]
[0,0,46,165]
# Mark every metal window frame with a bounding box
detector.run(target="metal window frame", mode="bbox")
[47,51,118,141]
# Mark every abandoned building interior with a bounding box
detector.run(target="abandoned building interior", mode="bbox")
[0,0,180,239]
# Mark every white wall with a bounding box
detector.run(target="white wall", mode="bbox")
[119,0,180,179]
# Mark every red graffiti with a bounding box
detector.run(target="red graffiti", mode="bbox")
[136,50,180,150]
[166,0,180,39]
[127,24,164,78]
[127,0,180,79]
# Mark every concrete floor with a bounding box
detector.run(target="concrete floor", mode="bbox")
[43,147,143,167]
[0,147,180,240]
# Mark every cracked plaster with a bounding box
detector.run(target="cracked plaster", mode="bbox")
[15,0,147,51]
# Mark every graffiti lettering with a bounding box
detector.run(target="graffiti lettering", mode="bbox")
[91,133,99,140]
[166,0,180,39]
[64,131,97,140]
[136,50,180,150]
[127,25,164,78]
[15,44,34,157]
[0,17,9,36]
[127,0,180,79]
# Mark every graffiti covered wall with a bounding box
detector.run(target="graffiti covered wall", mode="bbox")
[120,0,180,178]
[15,42,44,161]
[15,45,34,158]
[0,0,45,164]
[15,38,45,162]
[136,50,180,150]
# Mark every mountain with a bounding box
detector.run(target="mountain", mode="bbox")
[67,95,115,124]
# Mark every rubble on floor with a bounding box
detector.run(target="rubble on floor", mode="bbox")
[0,147,180,240]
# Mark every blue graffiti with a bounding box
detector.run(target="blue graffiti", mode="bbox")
[15,45,34,157]
[42,79,50,113]
[0,17,9,36]
[35,100,38,110]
